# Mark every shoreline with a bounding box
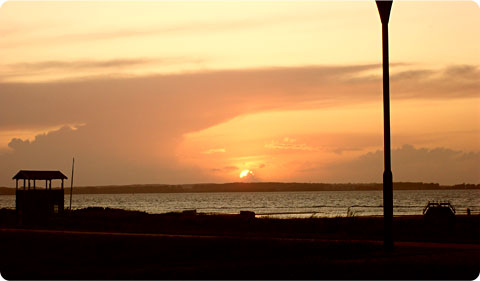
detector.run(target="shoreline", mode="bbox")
[2,189,479,218]
[1,208,479,279]
[1,207,479,242]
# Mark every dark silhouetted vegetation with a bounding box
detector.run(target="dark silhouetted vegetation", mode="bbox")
[1,182,479,195]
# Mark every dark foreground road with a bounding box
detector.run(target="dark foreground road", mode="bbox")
[1,228,479,280]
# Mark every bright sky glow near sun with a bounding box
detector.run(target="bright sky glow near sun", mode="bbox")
[0,1,478,186]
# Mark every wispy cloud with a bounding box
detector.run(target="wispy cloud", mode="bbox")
[1,57,205,80]
[265,137,317,151]
[9,58,154,71]
[0,12,317,49]
[210,166,238,173]
[202,148,226,154]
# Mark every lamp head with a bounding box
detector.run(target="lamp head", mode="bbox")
[376,0,393,24]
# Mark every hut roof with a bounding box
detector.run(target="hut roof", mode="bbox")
[12,170,68,180]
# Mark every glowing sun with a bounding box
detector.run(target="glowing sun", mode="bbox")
[239,169,254,178]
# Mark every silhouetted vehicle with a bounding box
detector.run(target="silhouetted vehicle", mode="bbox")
[423,201,455,224]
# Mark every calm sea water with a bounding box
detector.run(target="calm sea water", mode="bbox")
[1,190,478,218]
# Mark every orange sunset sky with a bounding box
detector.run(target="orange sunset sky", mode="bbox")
[0,1,479,186]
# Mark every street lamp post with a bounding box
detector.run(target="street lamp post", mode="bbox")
[376,0,394,251]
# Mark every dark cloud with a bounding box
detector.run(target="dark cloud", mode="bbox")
[0,64,381,131]
[1,65,363,185]
[2,63,476,131]
[391,64,480,100]
[0,125,206,186]
[323,144,480,184]
[444,65,479,79]
[391,69,434,81]
[0,64,478,186]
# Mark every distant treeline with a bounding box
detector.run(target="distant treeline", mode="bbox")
[0,182,479,195]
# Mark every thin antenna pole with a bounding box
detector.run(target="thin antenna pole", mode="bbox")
[69,157,75,211]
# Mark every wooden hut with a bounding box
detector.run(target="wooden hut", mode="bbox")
[13,170,67,218]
